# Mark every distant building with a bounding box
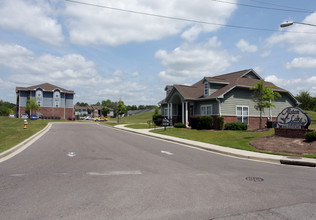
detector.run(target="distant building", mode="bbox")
[16,83,75,119]
[74,105,114,118]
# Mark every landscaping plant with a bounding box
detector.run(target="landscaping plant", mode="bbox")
[305,130,316,142]
[174,122,186,128]
[224,122,248,130]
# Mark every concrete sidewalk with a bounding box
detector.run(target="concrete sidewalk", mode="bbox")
[114,124,316,167]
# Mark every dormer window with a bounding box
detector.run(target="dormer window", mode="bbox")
[204,82,209,96]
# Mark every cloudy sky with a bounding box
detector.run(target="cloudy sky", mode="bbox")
[1,0,316,105]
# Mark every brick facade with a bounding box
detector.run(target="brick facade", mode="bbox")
[275,128,313,138]
[19,106,74,120]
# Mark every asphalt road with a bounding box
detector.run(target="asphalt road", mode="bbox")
[0,123,315,219]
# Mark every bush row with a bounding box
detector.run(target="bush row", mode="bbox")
[305,130,316,142]
[224,122,248,130]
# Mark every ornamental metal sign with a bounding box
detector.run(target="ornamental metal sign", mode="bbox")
[277,107,311,129]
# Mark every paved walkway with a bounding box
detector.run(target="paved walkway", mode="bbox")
[114,124,316,167]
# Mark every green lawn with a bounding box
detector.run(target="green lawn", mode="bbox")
[108,110,155,124]
[125,124,154,129]
[306,110,316,129]
[0,117,49,153]
[151,128,274,152]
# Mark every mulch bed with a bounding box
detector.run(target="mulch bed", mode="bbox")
[250,135,316,155]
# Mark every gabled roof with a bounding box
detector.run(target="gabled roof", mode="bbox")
[16,83,74,94]
[160,69,296,104]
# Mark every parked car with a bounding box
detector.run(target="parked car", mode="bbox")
[29,114,39,120]
[8,113,15,118]
[94,117,108,122]
[85,116,93,120]
[21,113,28,119]
[68,116,76,121]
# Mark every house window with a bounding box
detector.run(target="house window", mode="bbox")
[204,83,209,96]
[201,105,212,116]
[236,106,249,124]
[164,108,168,116]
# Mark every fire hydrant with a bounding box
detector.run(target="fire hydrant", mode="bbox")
[24,119,28,129]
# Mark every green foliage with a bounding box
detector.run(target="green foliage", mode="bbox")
[0,100,16,116]
[174,122,186,128]
[116,99,127,123]
[25,98,40,114]
[224,122,248,130]
[199,116,214,129]
[296,91,316,111]
[102,107,110,117]
[217,116,225,130]
[75,102,89,107]
[250,80,281,129]
[305,130,316,142]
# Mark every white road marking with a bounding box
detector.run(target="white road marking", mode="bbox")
[10,173,28,177]
[87,170,142,176]
[67,152,76,157]
[161,150,173,155]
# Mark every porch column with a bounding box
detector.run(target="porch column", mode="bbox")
[170,103,173,121]
[182,102,185,124]
[167,103,170,119]
[185,101,189,127]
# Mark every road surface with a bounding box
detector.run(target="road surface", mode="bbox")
[0,123,315,219]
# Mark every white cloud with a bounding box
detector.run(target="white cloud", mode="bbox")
[285,57,316,69]
[0,0,64,45]
[267,12,316,55]
[0,43,155,105]
[265,75,316,96]
[155,37,238,83]
[236,39,258,53]
[65,0,237,46]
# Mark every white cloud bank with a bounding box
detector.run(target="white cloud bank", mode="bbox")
[236,39,258,53]
[65,0,237,46]
[285,57,316,69]
[0,0,64,45]
[266,75,316,96]
[155,37,238,83]
[0,43,155,105]
[267,12,316,55]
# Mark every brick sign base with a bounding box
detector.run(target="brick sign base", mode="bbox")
[274,128,313,138]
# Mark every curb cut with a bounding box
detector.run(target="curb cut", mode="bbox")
[111,124,316,167]
[0,122,52,162]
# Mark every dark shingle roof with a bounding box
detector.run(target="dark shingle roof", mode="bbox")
[163,69,290,102]
[16,83,74,94]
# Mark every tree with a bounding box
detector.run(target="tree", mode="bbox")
[250,80,281,129]
[102,107,110,117]
[296,90,315,111]
[116,99,126,123]
[25,98,40,115]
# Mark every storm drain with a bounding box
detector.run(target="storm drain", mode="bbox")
[245,177,264,182]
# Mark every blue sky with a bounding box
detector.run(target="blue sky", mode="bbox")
[0,0,316,105]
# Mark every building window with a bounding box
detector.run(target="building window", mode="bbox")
[204,83,209,96]
[201,105,212,116]
[164,108,168,116]
[236,106,249,124]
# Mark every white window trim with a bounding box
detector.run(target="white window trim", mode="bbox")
[200,104,212,116]
[236,105,249,124]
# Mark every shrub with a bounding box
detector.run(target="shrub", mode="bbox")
[199,116,213,130]
[217,116,224,130]
[153,114,162,126]
[224,122,248,130]
[189,116,200,129]
[174,122,186,128]
[305,130,316,142]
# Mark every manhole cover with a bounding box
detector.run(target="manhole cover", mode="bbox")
[245,177,264,182]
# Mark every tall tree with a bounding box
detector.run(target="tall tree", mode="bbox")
[250,80,281,129]
[25,98,40,115]
[102,107,110,117]
[296,90,314,111]
[116,99,126,123]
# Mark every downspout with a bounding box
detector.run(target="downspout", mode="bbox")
[216,98,221,116]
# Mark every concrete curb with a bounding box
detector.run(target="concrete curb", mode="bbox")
[112,124,316,167]
[0,123,52,162]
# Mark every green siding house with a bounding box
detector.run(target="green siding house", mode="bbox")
[159,69,298,129]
